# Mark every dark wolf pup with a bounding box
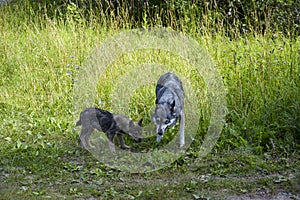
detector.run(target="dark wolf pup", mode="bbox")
[76,108,142,151]
[152,72,185,147]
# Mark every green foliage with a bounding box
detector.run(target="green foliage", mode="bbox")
[0,0,299,199]
[1,0,299,158]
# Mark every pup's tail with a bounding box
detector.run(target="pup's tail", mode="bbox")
[76,119,81,126]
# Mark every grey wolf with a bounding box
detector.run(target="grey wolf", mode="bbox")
[152,72,185,147]
[76,108,142,151]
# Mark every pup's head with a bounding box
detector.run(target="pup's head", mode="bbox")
[127,118,143,142]
[152,101,177,142]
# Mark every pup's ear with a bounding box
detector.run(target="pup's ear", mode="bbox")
[138,118,143,126]
[129,120,134,127]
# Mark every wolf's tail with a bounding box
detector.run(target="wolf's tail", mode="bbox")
[76,119,81,126]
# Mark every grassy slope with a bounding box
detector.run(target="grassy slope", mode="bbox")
[0,2,299,200]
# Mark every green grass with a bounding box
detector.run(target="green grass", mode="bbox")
[0,1,299,199]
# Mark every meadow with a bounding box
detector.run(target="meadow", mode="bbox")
[0,1,299,199]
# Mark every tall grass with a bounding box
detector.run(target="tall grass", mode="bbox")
[0,0,299,155]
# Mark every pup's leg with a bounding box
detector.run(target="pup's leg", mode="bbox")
[179,109,185,147]
[80,126,95,149]
[106,132,116,152]
[86,129,96,150]
[117,134,130,150]
[79,131,87,149]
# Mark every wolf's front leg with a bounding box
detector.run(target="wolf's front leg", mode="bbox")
[117,134,130,150]
[179,110,185,147]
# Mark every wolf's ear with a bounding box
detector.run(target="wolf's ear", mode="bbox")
[138,118,143,126]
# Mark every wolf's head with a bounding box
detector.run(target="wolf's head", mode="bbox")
[152,101,177,142]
